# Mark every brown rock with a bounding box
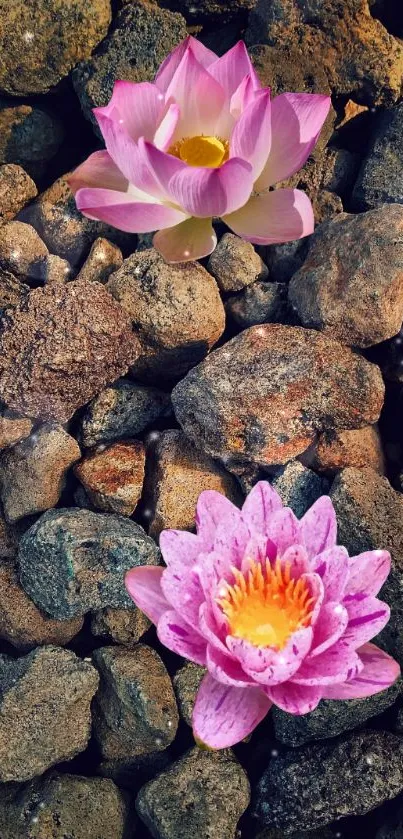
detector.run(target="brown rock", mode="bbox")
[207,233,268,293]
[0,0,112,96]
[0,410,32,449]
[168,0,254,20]
[44,254,72,284]
[0,220,48,283]
[143,429,242,538]
[173,662,205,727]
[312,190,344,224]
[225,281,289,328]
[172,324,384,466]
[107,249,225,381]
[80,379,170,448]
[75,440,145,516]
[93,644,179,760]
[0,646,99,782]
[0,164,37,223]
[305,425,385,475]
[76,237,123,284]
[0,270,29,312]
[0,280,140,422]
[0,423,81,521]
[0,564,83,651]
[0,104,64,179]
[91,606,151,647]
[0,508,16,558]
[289,206,403,348]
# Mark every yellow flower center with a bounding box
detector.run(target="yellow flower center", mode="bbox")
[169,135,229,168]
[218,559,315,650]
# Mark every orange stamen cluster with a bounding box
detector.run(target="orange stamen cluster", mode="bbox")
[218,558,315,650]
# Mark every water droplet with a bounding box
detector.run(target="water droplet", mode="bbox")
[167,720,173,729]
[270,748,278,757]
[155,737,163,747]
[183,250,190,257]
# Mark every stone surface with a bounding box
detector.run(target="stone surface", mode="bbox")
[0,423,80,521]
[255,731,403,832]
[18,507,160,619]
[93,644,178,760]
[0,646,98,782]
[226,281,289,328]
[0,564,83,651]
[289,206,403,348]
[0,270,29,314]
[91,606,151,647]
[44,254,72,284]
[76,237,123,284]
[263,240,307,284]
[307,425,385,475]
[353,101,403,210]
[108,249,225,381]
[0,220,48,283]
[0,164,37,223]
[312,190,344,224]
[0,103,64,179]
[207,233,268,293]
[0,280,140,422]
[75,440,145,516]
[0,507,16,558]
[99,750,171,795]
[271,461,329,518]
[143,429,242,538]
[136,747,250,839]
[173,662,205,727]
[0,0,111,96]
[166,0,255,20]
[80,378,170,448]
[0,410,32,449]
[330,468,403,664]
[172,324,384,466]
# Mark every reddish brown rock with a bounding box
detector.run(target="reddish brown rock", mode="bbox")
[75,440,145,517]
[304,425,385,475]
[0,164,37,223]
[0,220,48,283]
[0,411,32,449]
[207,233,268,293]
[76,237,123,284]
[91,606,151,647]
[0,280,140,422]
[172,325,384,466]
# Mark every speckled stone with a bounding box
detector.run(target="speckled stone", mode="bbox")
[80,379,170,448]
[226,281,289,329]
[91,606,151,647]
[272,461,329,518]
[0,103,64,179]
[44,254,72,284]
[0,164,37,223]
[0,220,48,283]
[76,237,123,284]
[207,233,268,293]
[74,440,145,516]
[173,662,205,727]
[307,425,385,475]
[353,101,403,210]
[0,410,32,449]
[0,270,29,314]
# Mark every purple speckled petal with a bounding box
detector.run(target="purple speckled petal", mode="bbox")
[322,643,400,699]
[342,595,390,649]
[281,544,310,579]
[293,642,362,686]
[199,602,231,656]
[125,566,168,626]
[267,681,323,714]
[311,602,348,657]
[160,563,205,630]
[206,645,254,687]
[159,529,202,570]
[157,610,207,665]
[213,516,252,572]
[228,627,313,685]
[265,508,300,556]
[196,490,241,551]
[241,481,283,537]
[346,550,391,598]
[193,673,271,749]
[299,497,337,558]
[311,546,349,602]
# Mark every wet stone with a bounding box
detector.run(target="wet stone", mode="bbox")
[0,164,37,223]
[173,662,205,727]
[207,233,268,293]
[225,281,289,329]
[353,101,403,210]
[0,220,48,283]
[93,644,179,760]
[74,440,145,517]
[91,606,151,647]
[306,425,385,475]
[76,237,123,284]
[18,507,160,619]
[271,461,329,518]
[80,378,170,448]
[0,103,64,180]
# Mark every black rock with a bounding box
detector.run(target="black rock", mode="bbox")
[79,378,170,448]
[352,102,403,210]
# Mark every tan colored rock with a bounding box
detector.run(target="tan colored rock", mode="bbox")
[0,508,16,559]
[0,164,37,223]
[77,237,123,284]
[44,254,72,284]
[75,440,145,516]
[0,411,32,449]
[0,220,48,283]
[0,270,29,312]
[91,606,151,647]
[173,662,205,727]
[207,233,268,293]
[306,425,385,475]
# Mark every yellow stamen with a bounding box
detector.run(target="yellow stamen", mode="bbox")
[169,135,229,168]
[218,558,315,650]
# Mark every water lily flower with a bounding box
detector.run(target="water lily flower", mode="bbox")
[126,482,400,750]
[70,37,331,263]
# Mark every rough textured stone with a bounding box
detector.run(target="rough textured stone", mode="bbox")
[0,220,48,283]
[0,646,98,782]
[0,104,64,179]
[0,164,37,223]
[307,425,385,475]
[44,254,72,284]
[173,662,205,727]
[0,0,111,96]
[271,461,329,518]
[289,206,403,348]
[76,237,123,284]
[18,508,160,619]
[263,240,307,284]
[0,423,80,521]
[91,606,151,647]
[207,233,268,293]
[80,379,170,448]
[93,644,178,760]
[143,429,242,538]
[0,281,140,422]
[73,1,187,131]
[107,249,225,381]
[225,281,289,328]
[0,564,83,651]
[0,270,29,314]
[330,468,403,665]
[0,410,32,449]
[353,101,403,210]
[312,190,344,224]
[75,440,145,516]
[0,507,16,558]
[172,324,384,466]
[165,0,255,21]
[136,747,250,839]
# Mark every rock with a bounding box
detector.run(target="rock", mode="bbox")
[207,233,268,293]
[289,206,403,348]
[99,750,171,794]
[73,1,187,131]
[0,270,29,314]
[306,425,385,475]
[74,440,145,516]
[80,379,170,448]
[172,324,384,466]
[0,0,111,96]
[0,423,80,522]
[254,731,403,832]
[166,0,255,21]
[173,662,205,727]
[76,237,123,284]
[0,646,98,782]
[0,104,64,179]
[352,102,403,210]
[0,220,48,283]
[271,461,329,518]
[0,164,37,223]
[312,190,344,224]
[18,507,160,619]
[0,280,140,422]
[246,0,403,107]
[91,606,151,647]
[0,564,83,652]
[330,468,403,664]
[0,772,133,839]
[107,249,225,381]
[136,746,250,839]
[225,281,289,328]
[44,254,72,284]
[263,240,307,284]
[0,507,16,558]
[143,429,242,539]
[93,644,178,760]
[0,410,32,449]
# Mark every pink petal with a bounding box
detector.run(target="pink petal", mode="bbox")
[265,507,300,556]
[311,602,349,657]
[157,609,207,665]
[346,550,391,598]
[213,516,251,570]
[208,41,261,98]
[160,564,205,629]
[125,566,169,625]
[153,103,180,150]
[75,187,188,233]
[281,545,311,579]
[196,490,241,551]
[322,643,400,699]
[230,90,271,180]
[293,642,362,686]
[165,48,226,140]
[230,74,260,119]
[155,36,217,92]
[168,157,253,218]
[299,497,337,558]
[132,139,186,200]
[228,627,313,685]
[255,93,331,190]
[301,572,325,625]
[153,217,217,263]
[192,673,271,749]
[69,151,128,194]
[207,646,253,687]
[223,189,314,245]
[311,546,349,602]
[93,111,140,185]
[159,530,202,569]
[342,595,390,649]
[241,481,283,537]
[267,682,323,714]
[95,80,165,142]
[199,602,230,656]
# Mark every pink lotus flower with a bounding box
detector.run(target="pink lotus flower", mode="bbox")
[69,38,331,263]
[125,482,399,750]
